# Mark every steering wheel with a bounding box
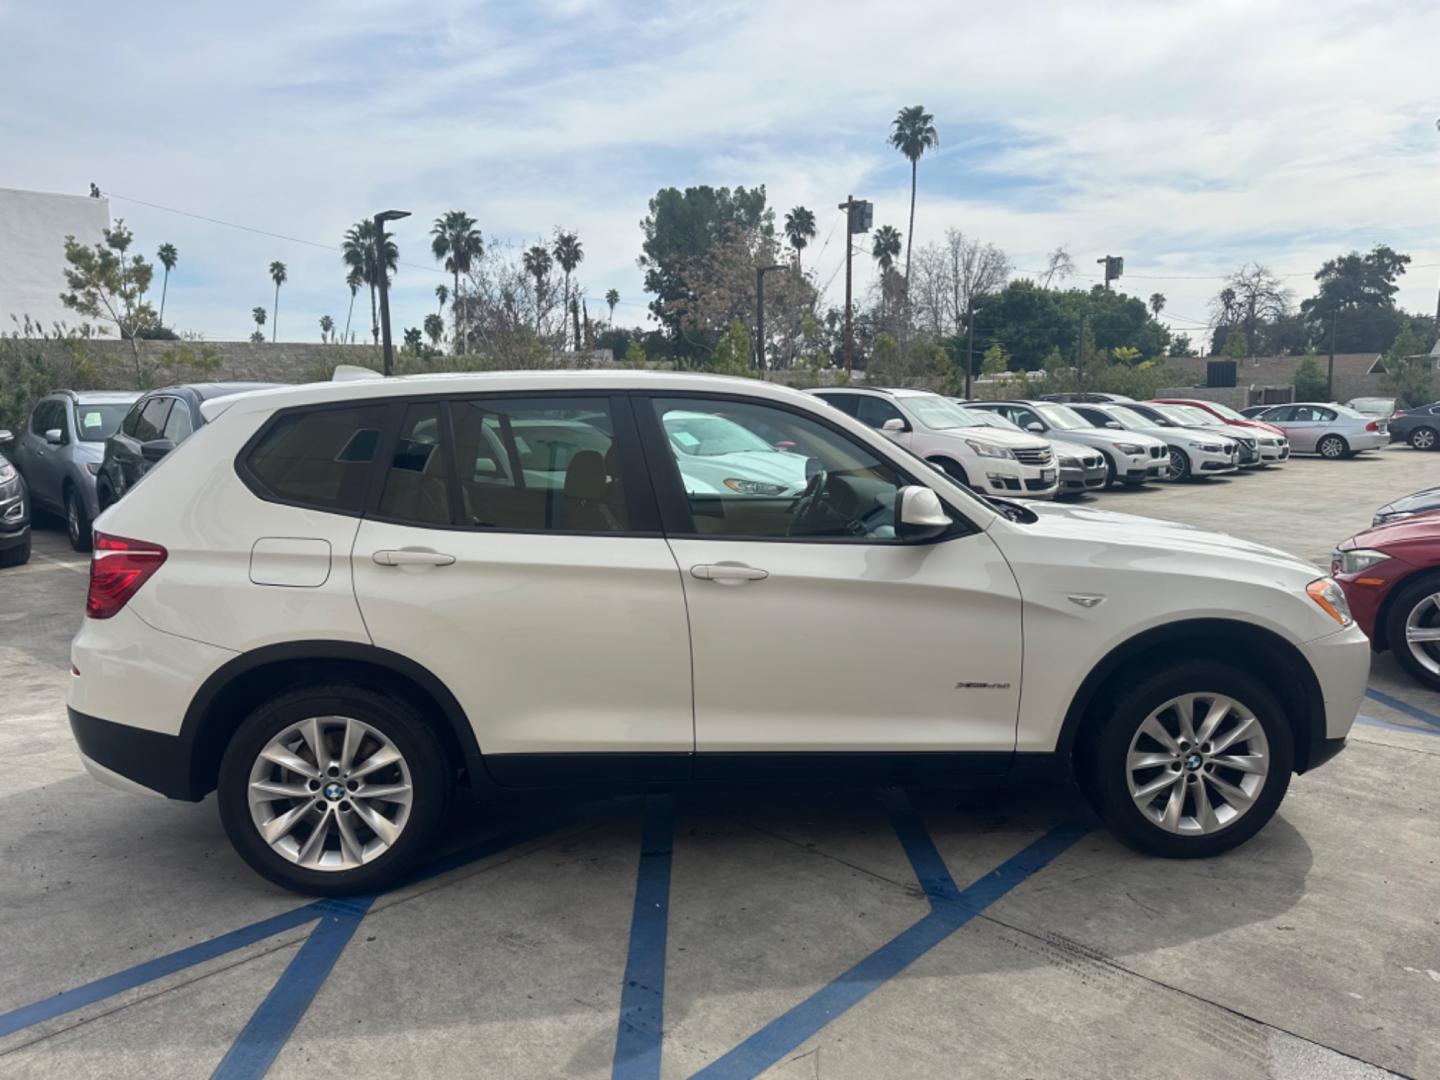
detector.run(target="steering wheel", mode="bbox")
[787,468,830,536]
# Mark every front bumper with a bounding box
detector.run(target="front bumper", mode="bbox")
[981,460,1058,500]
[1256,440,1289,462]
[1298,621,1371,741]
[1057,461,1106,495]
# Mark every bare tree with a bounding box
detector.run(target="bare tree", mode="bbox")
[908,230,1011,342]
[1211,263,1291,357]
[1039,246,1076,289]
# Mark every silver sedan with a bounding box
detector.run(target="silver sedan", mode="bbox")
[1253,403,1389,458]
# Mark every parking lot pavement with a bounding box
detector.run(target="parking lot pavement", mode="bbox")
[2,455,1438,1079]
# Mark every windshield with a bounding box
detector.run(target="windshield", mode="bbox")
[1033,403,1094,430]
[1175,406,1221,427]
[1102,406,1154,432]
[903,396,984,430]
[1203,401,1250,422]
[957,407,1023,431]
[74,403,130,442]
[664,413,775,455]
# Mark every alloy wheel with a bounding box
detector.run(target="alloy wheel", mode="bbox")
[247,715,414,871]
[1403,593,1440,678]
[1125,692,1270,836]
[67,495,80,543]
[1318,436,1345,459]
[1166,448,1188,481]
[1412,428,1437,451]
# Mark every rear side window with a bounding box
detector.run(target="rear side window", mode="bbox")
[121,402,144,437]
[245,404,385,513]
[31,400,61,436]
[133,397,172,442]
[377,403,452,526]
[162,399,195,443]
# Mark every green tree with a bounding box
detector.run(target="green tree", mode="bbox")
[1111,345,1141,366]
[522,245,553,333]
[1292,356,1327,400]
[435,283,448,315]
[623,340,648,368]
[888,105,938,289]
[1221,327,1248,360]
[268,261,287,342]
[430,211,482,354]
[871,226,902,273]
[423,313,444,347]
[343,267,362,344]
[783,206,817,268]
[342,220,398,346]
[705,320,752,376]
[59,220,156,383]
[552,230,584,350]
[1170,332,1195,357]
[156,243,178,328]
[1301,245,1411,353]
[319,314,334,342]
[1379,322,1434,406]
[1148,293,1165,318]
[402,326,423,353]
[251,306,266,344]
[605,288,619,325]
[980,342,1008,376]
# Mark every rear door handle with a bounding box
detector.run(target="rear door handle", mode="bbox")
[372,549,456,567]
[690,563,768,583]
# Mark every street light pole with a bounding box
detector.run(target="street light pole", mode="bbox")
[373,209,411,376]
[964,304,983,398]
[755,263,786,371]
[1326,308,1337,401]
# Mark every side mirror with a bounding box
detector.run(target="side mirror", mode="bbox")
[896,485,952,541]
[140,438,176,463]
[0,429,12,445]
[1104,420,1123,429]
[881,417,908,433]
[44,428,64,446]
[1026,422,1044,433]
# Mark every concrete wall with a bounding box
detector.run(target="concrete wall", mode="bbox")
[0,187,111,334]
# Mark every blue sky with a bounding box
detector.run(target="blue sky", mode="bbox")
[2,0,1437,346]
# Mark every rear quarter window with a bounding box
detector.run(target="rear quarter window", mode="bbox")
[243,404,386,513]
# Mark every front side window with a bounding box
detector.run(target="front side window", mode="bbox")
[649,397,910,541]
[133,397,172,442]
[31,401,60,437]
[245,404,385,513]
[448,396,629,532]
[855,396,906,430]
[162,400,195,443]
[813,392,859,417]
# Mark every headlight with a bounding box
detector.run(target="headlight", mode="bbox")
[1306,578,1352,625]
[965,440,1013,459]
[1334,548,1390,575]
[723,478,788,495]
[1114,442,1143,454]
[0,461,14,483]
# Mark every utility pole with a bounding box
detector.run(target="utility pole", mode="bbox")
[1097,255,1124,291]
[836,195,872,375]
[1326,309,1337,402]
[755,264,785,371]
[964,304,984,398]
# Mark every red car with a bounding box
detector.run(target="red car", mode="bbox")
[1150,398,1290,465]
[1332,514,1440,689]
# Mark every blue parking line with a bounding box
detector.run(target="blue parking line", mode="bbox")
[612,795,675,1080]
[690,802,1085,1080]
[1365,688,1440,730]
[211,896,376,1080]
[1356,713,1440,738]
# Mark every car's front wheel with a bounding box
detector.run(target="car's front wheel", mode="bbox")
[218,685,450,895]
[1409,427,1437,451]
[1383,573,1440,691]
[1083,662,1293,858]
[1166,447,1191,482]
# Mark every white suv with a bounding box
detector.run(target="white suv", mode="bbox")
[69,371,1369,894]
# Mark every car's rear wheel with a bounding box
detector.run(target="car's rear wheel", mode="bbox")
[1166,448,1191,482]
[0,533,29,568]
[1409,427,1437,451]
[218,685,450,895]
[1083,662,1293,858]
[1384,574,1440,691]
[1317,434,1348,459]
[64,486,91,552]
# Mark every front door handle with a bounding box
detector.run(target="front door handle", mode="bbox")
[690,563,768,583]
[372,548,456,567]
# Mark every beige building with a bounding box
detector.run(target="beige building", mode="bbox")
[0,186,111,333]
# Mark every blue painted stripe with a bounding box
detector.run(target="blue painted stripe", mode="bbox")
[0,903,325,1039]
[690,814,1085,1080]
[612,795,675,1080]
[1356,713,1440,738]
[210,896,376,1080]
[1365,688,1440,730]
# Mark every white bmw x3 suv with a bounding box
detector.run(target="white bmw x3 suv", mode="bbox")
[69,371,1369,895]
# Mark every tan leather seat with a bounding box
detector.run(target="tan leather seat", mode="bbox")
[561,450,620,531]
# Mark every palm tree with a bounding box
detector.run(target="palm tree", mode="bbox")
[430,211,482,354]
[523,244,553,333]
[435,283,449,316]
[423,313,444,347]
[871,225,902,272]
[342,220,398,346]
[250,306,266,343]
[268,261,287,342]
[888,105,938,290]
[605,288,619,324]
[552,230,584,350]
[344,267,362,344]
[319,315,334,342]
[783,207,817,268]
[156,243,178,328]
[1149,293,1166,318]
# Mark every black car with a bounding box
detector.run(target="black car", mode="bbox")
[1373,486,1440,527]
[97,383,279,510]
[1385,402,1440,451]
[0,443,31,567]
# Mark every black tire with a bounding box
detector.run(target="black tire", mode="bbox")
[1383,573,1440,691]
[0,533,29,568]
[1408,427,1437,452]
[1081,661,1293,858]
[64,485,91,552]
[1102,454,1118,488]
[218,684,451,895]
[1316,434,1348,460]
[96,480,115,513]
[928,457,971,488]
[1166,447,1191,482]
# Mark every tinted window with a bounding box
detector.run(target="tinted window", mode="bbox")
[650,397,908,541]
[377,403,452,526]
[448,397,629,532]
[133,398,171,442]
[1267,406,1297,422]
[32,400,64,437]
[162,399,195,443]
[855,396,906,429]
[74,403,130,442]
[121,402,145,437]
[246,404,385,513]
[813,392,859,417]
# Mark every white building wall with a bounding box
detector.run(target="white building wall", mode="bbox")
[0,186,111,333]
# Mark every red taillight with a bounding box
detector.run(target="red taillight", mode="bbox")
[1365,420,1379,432]
[86,533,167,619]
[1394,410,1407,418]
